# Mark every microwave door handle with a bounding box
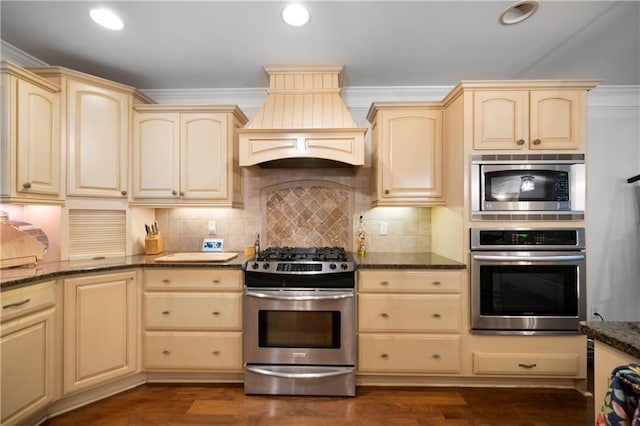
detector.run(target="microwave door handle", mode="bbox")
[472,254,585,262]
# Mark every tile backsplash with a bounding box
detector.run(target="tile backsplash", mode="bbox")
[155,167,431,253]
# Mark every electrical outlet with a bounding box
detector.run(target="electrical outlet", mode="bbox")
[379,221,388,235]
[208,221,216,234]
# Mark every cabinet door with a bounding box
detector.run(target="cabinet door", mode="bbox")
[66,80,130,198]
[180,113,228,200]
[378,109,443,204]
[529,90,584,150]
[16,78,61,196]
[473,91,528,150]
[63,271,137,394]
[132,112,180,198]
[1,308,55,425]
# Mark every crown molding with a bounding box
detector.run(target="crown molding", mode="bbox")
[588,85,640,110]
[1,40,48,67]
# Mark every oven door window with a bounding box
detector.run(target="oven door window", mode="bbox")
[480,265,578,316]
[484,170,569,202]
[258,310,341,348]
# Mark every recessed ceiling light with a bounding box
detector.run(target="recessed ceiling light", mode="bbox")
[90,8,124,30]
[499,0,539,25]
[282,3,310,27]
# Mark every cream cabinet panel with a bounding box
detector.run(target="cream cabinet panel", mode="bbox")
[358,334,461,374]
[473,352,579,376]
[63,271,138,394]
[473,89,586,151]
[367,104,445,206]
[66,79,130,198]
[358,294,460,333]
[144,292,242,330]
[144,269,242,291]
[358,270,462,293]
[132,112,180,198]
[132,105,248,207]
[0,280,56,425]
[1,63,62,204]
[144,331,242,371]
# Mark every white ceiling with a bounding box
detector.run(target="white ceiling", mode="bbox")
[1,1,638,90]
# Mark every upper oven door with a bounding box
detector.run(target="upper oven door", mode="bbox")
[480,164,572,211]
[243,288,355,366]
[470,251,586,332]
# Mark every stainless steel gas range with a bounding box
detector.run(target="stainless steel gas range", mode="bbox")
[242,247,356,396]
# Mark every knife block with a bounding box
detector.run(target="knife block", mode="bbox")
[144,234,163,255]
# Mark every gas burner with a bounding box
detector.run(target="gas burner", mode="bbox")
[257,246,347,262]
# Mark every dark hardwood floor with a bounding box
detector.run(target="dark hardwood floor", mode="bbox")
[42,384,594,426]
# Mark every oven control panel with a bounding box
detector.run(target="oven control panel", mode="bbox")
[470,228,585,250]
[247,261,355,274]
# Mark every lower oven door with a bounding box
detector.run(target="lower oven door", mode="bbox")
[470,251,586,333]
[243,288,356,366]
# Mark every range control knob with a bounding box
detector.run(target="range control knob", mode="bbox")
[329,263,337,270]
[263,263,270,270]
[341,263,349,270]
[251,262,259,270]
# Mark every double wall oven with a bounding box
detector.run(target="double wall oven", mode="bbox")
[470,228,586,334]
[243,247,356,396]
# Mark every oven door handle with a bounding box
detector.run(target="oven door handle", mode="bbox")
[245,290,354,301]
[245,366,353,379]
[472,254,585,262]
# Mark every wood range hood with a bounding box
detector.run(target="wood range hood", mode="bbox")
[238,65,366,168]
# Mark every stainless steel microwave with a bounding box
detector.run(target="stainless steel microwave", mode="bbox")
[471,154,585,219]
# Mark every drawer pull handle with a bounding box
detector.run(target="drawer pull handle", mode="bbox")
[162,279,171,284]
[432,354,441,359]
[518,363,537,369]
[380,313,389,318]
[162,310,170,315]
[380,281,389,286]
[532,139,541,145]
[3,298,31,309]
[432,313,442,318]
[516,139,525,145]
[22,182,32,189]
[212,350,220,355]
[212,279,221,284]
[380,353,389,359]
[162,350,170,355]
[431,281,442,286]
[212,311,220,316]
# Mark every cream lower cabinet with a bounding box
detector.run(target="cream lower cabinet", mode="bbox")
[63,271,138,395]
[1,281,56,425]
[143,269,243,372]
[1,62,62,204]
[358,270,462,375]
[132,105,248,207]
[366,103,445,206]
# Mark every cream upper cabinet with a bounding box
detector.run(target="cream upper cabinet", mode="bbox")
[132,105,248,207]
[63,271,138,395]
[1,62,62,204]
[367,103,445,206]
[473,89,588,151]
[29,66,154,199]
[1,281,56,425]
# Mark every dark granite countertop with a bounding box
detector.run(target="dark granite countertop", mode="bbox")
[580,321,640,359]
[354,252,466,269]
[1,251,466,291]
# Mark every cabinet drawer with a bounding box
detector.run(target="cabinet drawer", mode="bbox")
[145,269,242,291]
[144,331,242,371]
[358,334,461,373]
[1,281,56,322]
[358,270,461,293]
[359,294,460,332]
[473,352,579,376]
[144,292,241,330]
